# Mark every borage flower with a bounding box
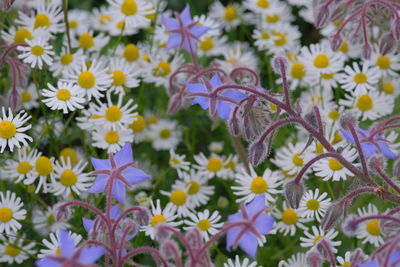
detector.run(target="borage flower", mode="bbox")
[86,142,150,203]
[226,194,274,259]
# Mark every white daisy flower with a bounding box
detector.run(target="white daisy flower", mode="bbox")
[24,155,54,193]
[300,226,342,253]
[278,253,306,267]
[128,114,147,143]
[283,57,310,90]
[298,189,331,222]
[366,49,400,78]
[380,78,400,97]
[108,58,140,95]
[160,187,194,217]
[41,81,86,114]
[38,230,82,258]
[72,31,110,53]
[16,1,64,34]
[232,165,283,205]
[259,2,293,25]
[50,158,92,198]
[17,38,54,69]
[244,0,275,14]
[339,90,394,121]
[107,0,154,30]
[193,153,227,179]
[148,119,182,151]
[219,154,243,180]
[1,26,44,45]
[197,34,227,57]
[0,191,26,235]
[67,9,90,36]
[340,62,380,95]
[91,6,115,33]
[88,94,137,131]
[173,169,214,208]
[32,205,70,235]
[337,251,352,267]
[58,147,85,167]
[169,149,190,176]
[312,147,359,181]
[92,126,134,153]
[64,60,112,100]
[0,235,36,264]
[184,209,223,241]
[224,255,260,267]
[49,48,85,77]
[2,147,40,183]
[19,83,39,110]
[115,43,141,65]
[141,53,184,87]
[216,42,258,73]
[0,107,32,153]
[209,2,247,31]
[271,142,311,176]
[355,204,384,247]
[141,199,181,239]
[272,202,309,236]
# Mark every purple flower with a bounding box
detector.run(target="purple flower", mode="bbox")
[358,251,400,267]
[341,128,396,159]
[162,4,209,54]
[186,74,247,119]
[36,229,104,267]
[87,143,150,203]
[226,195,274,259]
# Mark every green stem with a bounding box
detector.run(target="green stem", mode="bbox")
[62,0,72,53]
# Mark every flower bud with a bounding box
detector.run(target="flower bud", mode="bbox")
[304,110,319,131]
[160,240,180,260]
[362,43,372,59]
[134,208,150,226]
[167,93,182,115]
[55,203,70,221]
[306,248,323,267]
[2,0,15,11]
[329,34,343,51]
[392,158,400,178]
[350,248,368,263]
[316,238,331,260]
[271,56,288,75]
[248,141,266,166]
[314,4,330,29]
[228,115,240,136]
[330,3,348,22]
[321,202,345,231]
[119,218,139,241]
[155,223,172,243]
[391,17,400,41]
[339,110,358,130]
[217,196,229,209]
[284,180,305,209]
[367,154,386,175]
[379,32,396,55]
[185,227,202,249]
[342,214,360,236]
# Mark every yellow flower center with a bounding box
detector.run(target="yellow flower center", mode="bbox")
[376,56,391,69]
[155,61,171,77]
[117,21,125,30]
[69,20,78,29]
[151,214,167,227]
[356,94,373,111]
[145,8,156,20]
[105,131,120,144]
[313,235,323,245]
[56,89,71,101]
[60,169,78,186]
[257,0,269,8]
[383,81,395,94]
[261,32,270,39]
[291,63,306,79]
[315,142,324,154]
[266,14,279,23]
[105,106,122,122]
[60,53,73,65]
[159,129,172,139]
[197,219,211,231]
[171,158,180,165]
[35,156,53,176]
[0,120,17,139]
[313,54,329,68]
[34,13,51,28]
[366,220,381,235]
[339,40,349,53]
[55,247,61,255]
[129,115,146,132]
[112,70,126,86]
[124,44,139,62]
[199,37,214,51]
[292,153,304,166]
[282,209,297,225]
[99,14,112,25]
[353,73,367,84]
[328,158,343,171]
[78,71,95,89]
[332,131,342,144]
[207,157,223,172]
[59,148,78,166]
[5,245,20,257]
[342,261,351,267]
[224,160,236,170]
[251,176,268,194]
[328,110,340,120]
[31,45,44,56]
[186,181,200,195]
[121,0,137,16]
[17,161,32,174]
[21,91,31,103]
[79,33,94,49]
[147,116,158,124]
[273,32,286,46]
[224,6,237,21]
[0,207,13,222]
[306,199,320,210]
[14,28,33,44]
[170,190,187,206]
[321,73,334,79]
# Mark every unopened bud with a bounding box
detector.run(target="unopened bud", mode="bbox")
[167,93,182,115]
[135,208,150,226]
[339,110,358,130]
[329,34,343,51]
[350,248,368,263]
[8,89,20,111]
[185,228,202,249]
[304,110,319,130]
[306,248,323,267]
[228,115,240,136]
[55,203,70,221]
[316,239,331,260]
[342,214,360,236]
[284,180,305,209]
[217,196,229,208]
[330,3,348,22]
[2,0,15,11]
[362,43,372,59]
[271,56,288,75]
[248,141,266,166]
[392,158,400,178]
[160,240,180,260]
[321,202,345,231]
[119,218,139,241]
[379,32,396,55]
[391,18,400,41]
[367,154,386,175]
[314,4,330,28]
[155,223,172,243]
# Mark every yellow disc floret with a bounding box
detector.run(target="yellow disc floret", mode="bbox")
[60,169,78,186]
[0,121,16,139]
[356,94,373,111]
[78,71,95,89]
[282,209,297,225]
[170,190,187,206]
[251,176,268,194]
[35,156,53,176]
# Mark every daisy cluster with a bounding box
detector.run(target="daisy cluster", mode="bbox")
[0,0,399,266]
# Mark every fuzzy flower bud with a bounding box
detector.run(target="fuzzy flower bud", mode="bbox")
[342,214,360,236]
[55,203,71,221]
[314,4,330,28]
[248,141,267,166]
[160,240,181,260]
[217,196,229,209]
[391,17,400,41]
[379,32,396,55]
[330,3,348,22]
[186,227,202,249]
[155,223,172,243]
[321,202,346,231]
[315,238,331,260]
[284,180,305,209]
[228,115,240,136]
[329,34,343,51]
[167,93,183,115]
[304,110,319,131]
[367,154,386,175]
[339,110,358,130]
[392,158,400,178]
[362,43,372,59]
[271,56,288,75]
[119,218,139,241]
[306,248,323,267]
[134,208,150,226]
